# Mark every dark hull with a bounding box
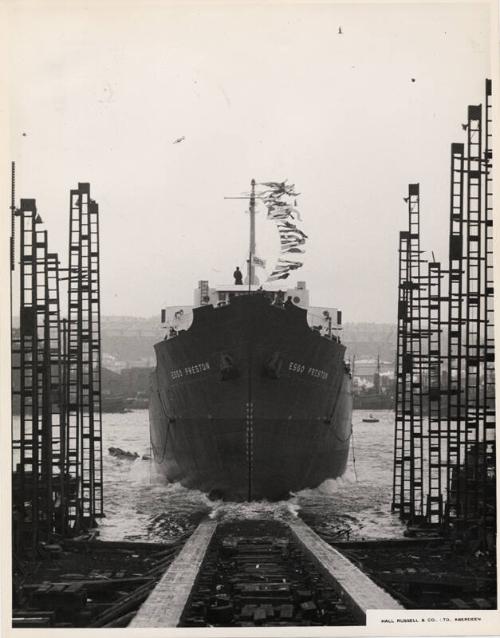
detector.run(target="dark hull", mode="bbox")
[149,295,352,501]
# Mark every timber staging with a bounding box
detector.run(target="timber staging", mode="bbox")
[13,517,495,628]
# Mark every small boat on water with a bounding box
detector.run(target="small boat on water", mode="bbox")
[362,413,379,423]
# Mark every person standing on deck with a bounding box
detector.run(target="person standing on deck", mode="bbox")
[233,266,243,285]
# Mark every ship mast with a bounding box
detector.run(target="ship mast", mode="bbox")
[224,179,259,287]
[376,353,381,395]
[247,178,256,286]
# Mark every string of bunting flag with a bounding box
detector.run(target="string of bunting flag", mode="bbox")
[257,180,306,281]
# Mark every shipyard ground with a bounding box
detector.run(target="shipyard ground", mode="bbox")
[12,536,188,627]
[12,518,496,628]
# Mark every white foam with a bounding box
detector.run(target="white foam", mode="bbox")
[128,458,164,485]
[208,499,301,523]
[99,411,407,543]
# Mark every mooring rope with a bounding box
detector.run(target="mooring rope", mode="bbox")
[351,424,358,482]
[149,441,153,484]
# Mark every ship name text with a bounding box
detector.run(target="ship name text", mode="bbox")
[170,361,210,379]
[288,361,328,380]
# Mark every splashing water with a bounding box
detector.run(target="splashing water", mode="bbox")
[98,410,405,543]
[209,499,301,523]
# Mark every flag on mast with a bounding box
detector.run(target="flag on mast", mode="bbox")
[252,255,266,268]
[255,179,306,282]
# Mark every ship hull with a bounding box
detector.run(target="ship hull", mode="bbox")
[149,295,352,501]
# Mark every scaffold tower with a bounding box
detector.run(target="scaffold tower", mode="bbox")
[12,176,104,550]
[66,183,103,528]
[392,184,425,522]
[11,200,47,549]
[394,80,495,530]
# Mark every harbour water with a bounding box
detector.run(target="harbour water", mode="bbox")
[99,409,406,543]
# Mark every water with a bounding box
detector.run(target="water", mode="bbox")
[99,409,406,543]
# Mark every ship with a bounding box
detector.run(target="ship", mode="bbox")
[352,354,395,410]
[149,180,353,501]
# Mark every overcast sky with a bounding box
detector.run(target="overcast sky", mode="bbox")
[5,1,493,322]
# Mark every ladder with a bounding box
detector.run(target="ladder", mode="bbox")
[89,197,104,518]
[66,183,103,528]
[406,184,425,521]
[12,200,40,549]
[482,79,496,515]
[445,143,466,521]
[393,184,426,522]
[36,229,52,540]
[463,104,483,521]
[425,260,444,523]
[392,232,410,515]
[66,187,83,528]
[47,252,67,534]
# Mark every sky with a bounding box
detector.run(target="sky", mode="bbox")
[4,1,494,323]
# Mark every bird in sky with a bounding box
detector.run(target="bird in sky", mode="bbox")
[403,197,409,203]
[338,26,343,34]
[461,123,468,131]
[173,136,185,144]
